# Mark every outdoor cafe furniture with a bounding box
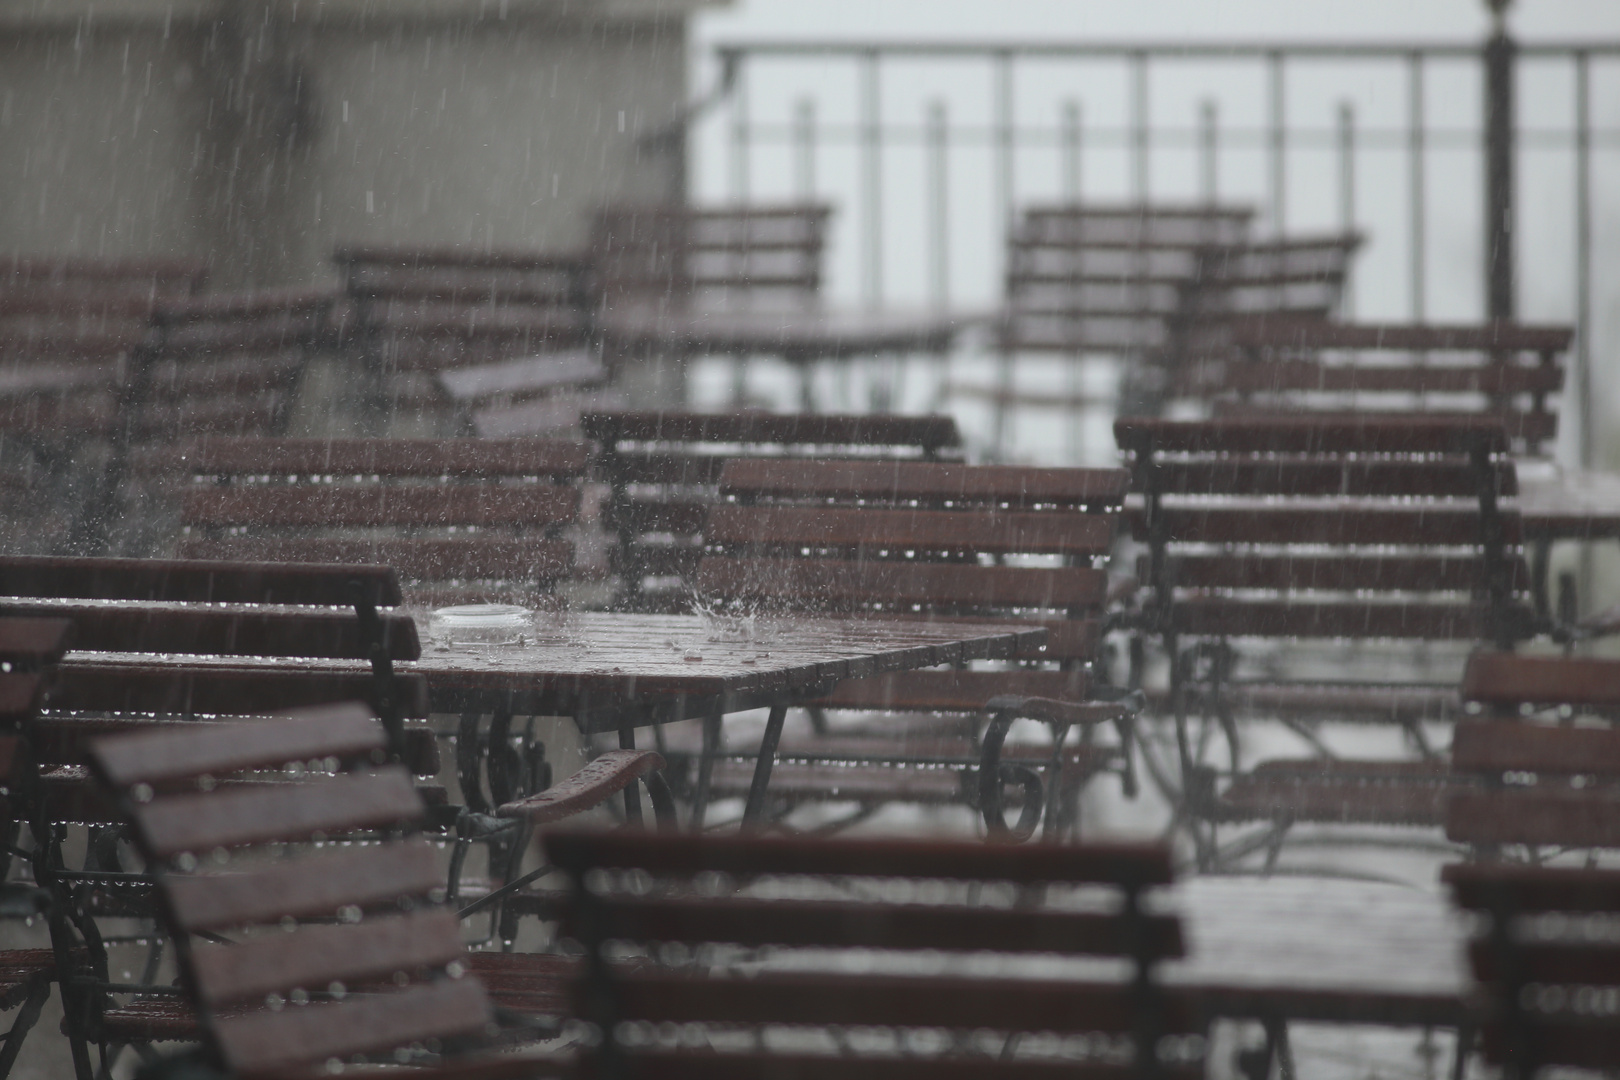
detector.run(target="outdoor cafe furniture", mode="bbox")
[689,457,1137,840]
[0,615,75,1080]
[582,409,964,612]
[332,245,606,435]
[1173,317,1571,456]
[591,203,965,412]
[0,554,439,826]
[979,203,1358,440]
[544,828,1201,1080]
[82,704,584,1080]
[1116,414,1534,870]
[1446,863,1620,1080]
[157,435,589,607]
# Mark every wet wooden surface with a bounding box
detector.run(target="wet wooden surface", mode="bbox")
[61,613,1044,732]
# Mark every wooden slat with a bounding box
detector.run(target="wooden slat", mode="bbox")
[1186,359,1564,397]
[50,664,431,723]
[543,830,1172,886]
[156,437,589,477]
[1479,1020,1620,1072]
[1139,505,1520,546]
[89,703,384,787]
[36,715,438,775]
[718,459,1130,505]
[0,601,421,661]
[1453,721,1620,776]
[1444,863,1620,914]
[1152,553,1524,594]
[1207,403,1559,448]
[191,908,464,1008]
[1468,939,1620,986]
[1219,318,1575,353]
[0,675,46,725]
[815,669,1089,713]
[212,977,492,1075]
[0,617,73,665]
[706,506,1115,557]
[567,895,1180,959]
[165,839,443,933]
[1171,599,1497,640]
[605,498,709,536]
[177,537,573,582]
[1115,415,1512,455]
[1446,788,1620,847]
[1141,459,1517,498]
[181,484,580,529]
[1462,653,1620,709]
[697,557,1108,612]
[0,555,403,606]
[617,1048,1198,1080]
[581,411,961,451]
[598,970,1193,1035]
[1218,760,1457,826]
[133,767,424,858]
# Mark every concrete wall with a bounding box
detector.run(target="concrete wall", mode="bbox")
[0,0,715,287]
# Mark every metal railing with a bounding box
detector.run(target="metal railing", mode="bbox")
[688,35,1620,466]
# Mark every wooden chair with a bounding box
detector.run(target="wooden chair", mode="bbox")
[544,828,1198,1080]
[1176,318,1573,456]
[333,246,604,435]
[582,410,964,613]
[0,555,433,828]
[688,458,1137,840]
[1116,415,1535,868]
[0,615,77,1080]
[155,436,590,607]
[1446,863,1620,1080]
[591,203,830,320]
[77,704,674,1079]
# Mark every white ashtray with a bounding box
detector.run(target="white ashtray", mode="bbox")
[428,604,534,647]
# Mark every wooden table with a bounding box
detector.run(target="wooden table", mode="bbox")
[65,612,1042,827]
[1512,463,1620,619]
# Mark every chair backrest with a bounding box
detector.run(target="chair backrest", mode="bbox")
[1004,203,1256,353]
[1117,415,1531,651]
[591,203,831,316]
[1177,318,1572,455]
[334,245,592,369]
[1447,652,1620,851]
[697,458,1128,668]
[87,705,496,1078]
[161,437,590,606]
[1446,862,1620,1079]
[544,828,1194,1080]
[582,410,965,611]
[0,555,431,790]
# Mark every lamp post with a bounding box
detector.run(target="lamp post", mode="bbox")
[1484,0,1515,320]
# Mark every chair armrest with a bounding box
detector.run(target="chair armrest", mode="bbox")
[495,749,666,825]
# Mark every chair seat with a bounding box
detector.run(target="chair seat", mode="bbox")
[1217,759,1471,827]
[1148,683,1461,725]
[95,996,200,1044]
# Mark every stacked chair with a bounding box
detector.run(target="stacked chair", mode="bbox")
[333,245,606,436]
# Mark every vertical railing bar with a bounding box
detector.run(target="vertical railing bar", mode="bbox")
[1062,99,1082,202]
[729,59,749,202]
[992,50,1016,458]
[1131,51,1150,202]
[794,97,816,201]
[929,99,950,312]
[1268,50,1285,235]
[1410,50,1427,324]
[861,48,882,313]
[1338,100,1356,319]
[1063,99,1083,465]
[1199,99,1218,205]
